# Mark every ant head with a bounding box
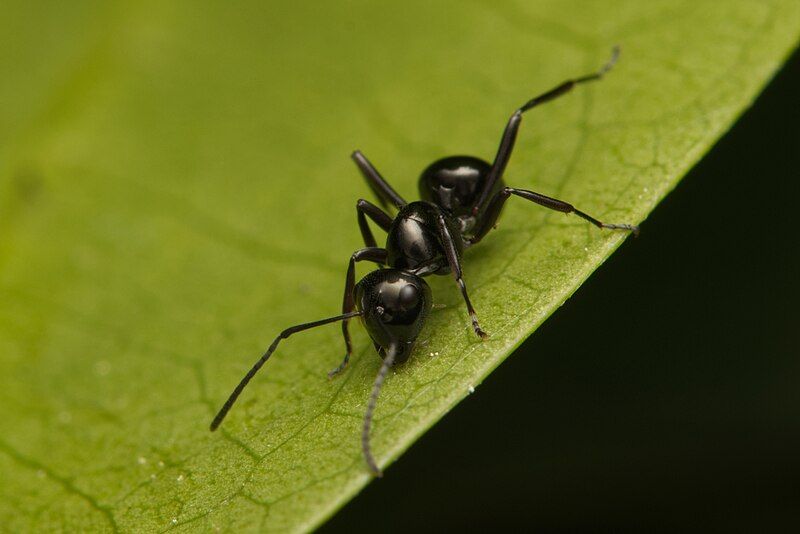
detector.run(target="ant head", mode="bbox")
[355,269,432,365]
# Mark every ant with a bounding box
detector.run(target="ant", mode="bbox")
[340,46,637,345]
[211,47,639,477]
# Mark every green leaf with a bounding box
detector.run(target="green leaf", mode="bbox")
[1,1,797,531]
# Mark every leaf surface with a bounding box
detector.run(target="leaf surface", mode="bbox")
[1,1,798,531]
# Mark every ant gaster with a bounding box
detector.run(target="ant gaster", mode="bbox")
[211,47,639,477]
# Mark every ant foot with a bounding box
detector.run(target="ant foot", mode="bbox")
[471,316,489,340]
[327,359,349,379]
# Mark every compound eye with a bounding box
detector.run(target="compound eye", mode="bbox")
[398,284,419,309]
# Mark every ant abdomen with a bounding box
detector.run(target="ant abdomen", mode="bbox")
[418,156,502,220]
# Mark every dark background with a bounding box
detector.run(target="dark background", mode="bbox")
[323,49,800,533]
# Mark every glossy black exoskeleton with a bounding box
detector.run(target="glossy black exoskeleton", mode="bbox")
[418,155,494,225]
[210,268,432,476]
[418,155,502,236]
[356,269,432,365]
[385,201,462,275]
[340,195,487,353]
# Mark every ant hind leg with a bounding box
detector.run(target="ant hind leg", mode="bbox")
[468,186,638,246]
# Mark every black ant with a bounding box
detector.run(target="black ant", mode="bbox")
[211,47,639,477]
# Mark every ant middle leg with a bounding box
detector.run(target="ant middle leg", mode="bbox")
[435,212,488,340]
[473,47,620,214]
[351,150,407,210]
[468,187,639,246]
[331,247,389,378]
[356,199,393,249]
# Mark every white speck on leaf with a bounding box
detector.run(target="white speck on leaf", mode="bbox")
[93,360,111,376]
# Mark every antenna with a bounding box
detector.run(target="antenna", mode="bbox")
[361,344,397,477]
[210,311,363,431]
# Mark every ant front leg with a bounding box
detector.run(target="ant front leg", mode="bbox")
[351,150,407,210]
[356,199,393,249]
[332,247,389,378]
[468,187,639,246]
[435,211,488,340]
[473,47,620,214]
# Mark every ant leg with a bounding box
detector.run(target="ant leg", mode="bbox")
[435,212,488,340]
[468,187,639,246]
[210,310,363,431]
[331,247,389,378]
[356,199,393,248]
[473,47,620,215]
[352,150,407,210]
